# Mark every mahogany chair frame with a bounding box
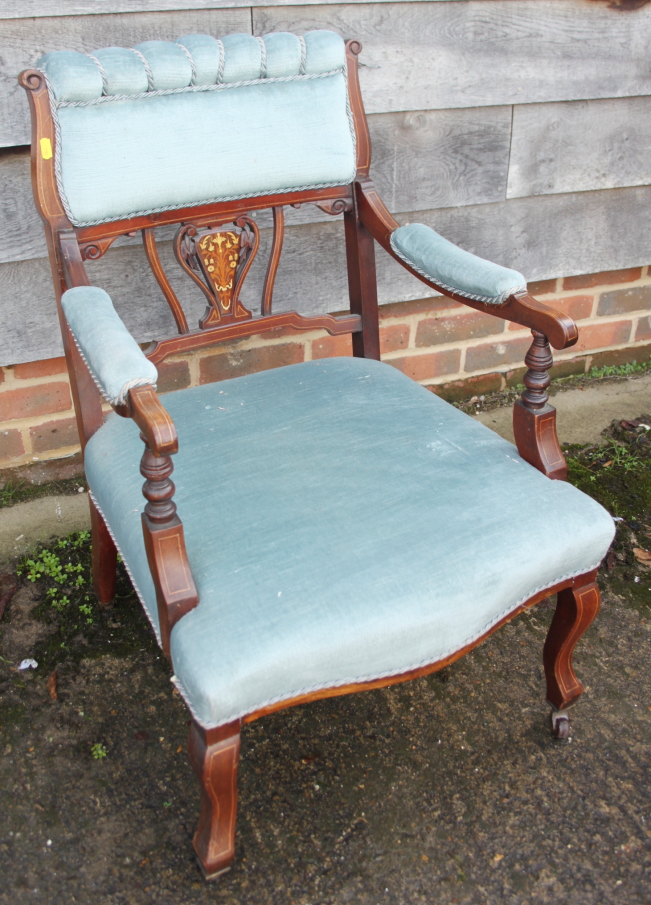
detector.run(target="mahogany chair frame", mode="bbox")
[21,40,598,879]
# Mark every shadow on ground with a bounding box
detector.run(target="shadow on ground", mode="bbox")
[2,419,651,904]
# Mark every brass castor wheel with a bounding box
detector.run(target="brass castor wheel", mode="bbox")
[550,709,570,740]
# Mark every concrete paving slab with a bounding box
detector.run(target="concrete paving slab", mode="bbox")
[0,492,90,562]
[475,373,651,445]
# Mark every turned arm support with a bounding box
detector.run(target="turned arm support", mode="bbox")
[126,385,199,656]
[355,180,573,480]
[355,180,578,352]
[63,283,197,651]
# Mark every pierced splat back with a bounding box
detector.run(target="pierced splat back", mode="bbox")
[20,31,377,447]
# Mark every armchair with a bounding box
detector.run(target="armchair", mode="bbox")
[20,31,614,880]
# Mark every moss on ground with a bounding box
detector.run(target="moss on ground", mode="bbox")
[564,415,651,617]
[0,475,87,510]
[14,530,157,672]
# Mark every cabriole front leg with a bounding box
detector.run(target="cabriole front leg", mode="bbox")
[543,574,600,736]
[188,720,241,879]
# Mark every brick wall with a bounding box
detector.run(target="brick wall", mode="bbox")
[1,264,650,471]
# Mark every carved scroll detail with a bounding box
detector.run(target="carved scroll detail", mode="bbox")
[175,218,257,329]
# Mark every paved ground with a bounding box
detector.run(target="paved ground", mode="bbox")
[476,372,651,446]
[1,376,651,904]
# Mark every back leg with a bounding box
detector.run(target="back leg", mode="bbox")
[188,720,241,880]
[89,497,117,608]
[543,573,600,736]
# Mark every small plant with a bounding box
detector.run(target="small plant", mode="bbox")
[589,358,651,380]
[91,742,108,760]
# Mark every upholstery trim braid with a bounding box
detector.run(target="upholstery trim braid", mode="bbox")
[176,41,197,86]
[42,65,357,228]
[51,66,346,108]
[390,229,527,306]
[170,561,605,729]
[85,54,108,96]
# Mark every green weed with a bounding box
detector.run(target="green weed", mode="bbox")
[588,358,651,380]
[91,742,107,760]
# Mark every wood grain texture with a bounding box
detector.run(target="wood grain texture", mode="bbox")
[369,106,511,213]
[255,1,651,116]
[1,0,452,18]
[0,7,250,147]
[507,95,651,199]
[0,105,512,264]
[4,183,651,366]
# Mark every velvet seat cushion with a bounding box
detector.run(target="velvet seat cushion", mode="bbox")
[84,358,614,728]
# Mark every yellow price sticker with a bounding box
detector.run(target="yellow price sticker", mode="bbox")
[40,137,53,160]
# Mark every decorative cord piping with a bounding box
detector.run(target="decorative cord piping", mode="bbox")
[88,490,162,646]
[171,559,606,730]
[175,41,197,86]
[55,66,344,107]
[130,48,154,91]
[216,38,225,84]
[389,234,526,306]
[66,321,157,407]
[170,560,601,729]
[43,64,356,228]
[85,54,108,96]
[256,36,267,78]
[298,35,307,75]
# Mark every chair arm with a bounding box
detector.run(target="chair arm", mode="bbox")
[355,180,578,351]
[61,286,158,407]
[128,384,178,458]
[391,223,526,306]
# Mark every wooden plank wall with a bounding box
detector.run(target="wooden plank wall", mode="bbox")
[1,0,650,365]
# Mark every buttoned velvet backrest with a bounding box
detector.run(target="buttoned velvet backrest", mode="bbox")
[38,31,356,227]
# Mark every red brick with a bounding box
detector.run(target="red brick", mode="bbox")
[635,317,651,342]
[464,337,532,373]
[13,357,68,380]
[156,359,191,394]
[388,349,460,382]
[199,342,304,384]
[508,294,593,330]
[434,372,503,403]
[380,324,410,354]
[563,267,642,291]
[0,428,25,461]
[30,417,80,454]
[0,382,72,422]
[311,334,352,360]
[573,321,632,353]
[416,311,504,348]
[590,344,651,371]
[527,278,557,296]
[380,296,462,319]
[505,357,586,387]
[597,286,651,317]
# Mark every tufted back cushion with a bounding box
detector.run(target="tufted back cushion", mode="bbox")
[38,31,356,227]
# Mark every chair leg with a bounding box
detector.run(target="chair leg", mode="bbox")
[543,575,600,735]
[89,497,117,608]
[188,719,240,880]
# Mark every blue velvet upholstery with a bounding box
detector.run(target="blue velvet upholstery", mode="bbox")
[37,31,355,226]
[61,287,158,406]
[391,223,527,305]
[84,358,614,728]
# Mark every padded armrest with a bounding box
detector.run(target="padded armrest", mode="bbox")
[390,223,527,306]
[61,286,158,406]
